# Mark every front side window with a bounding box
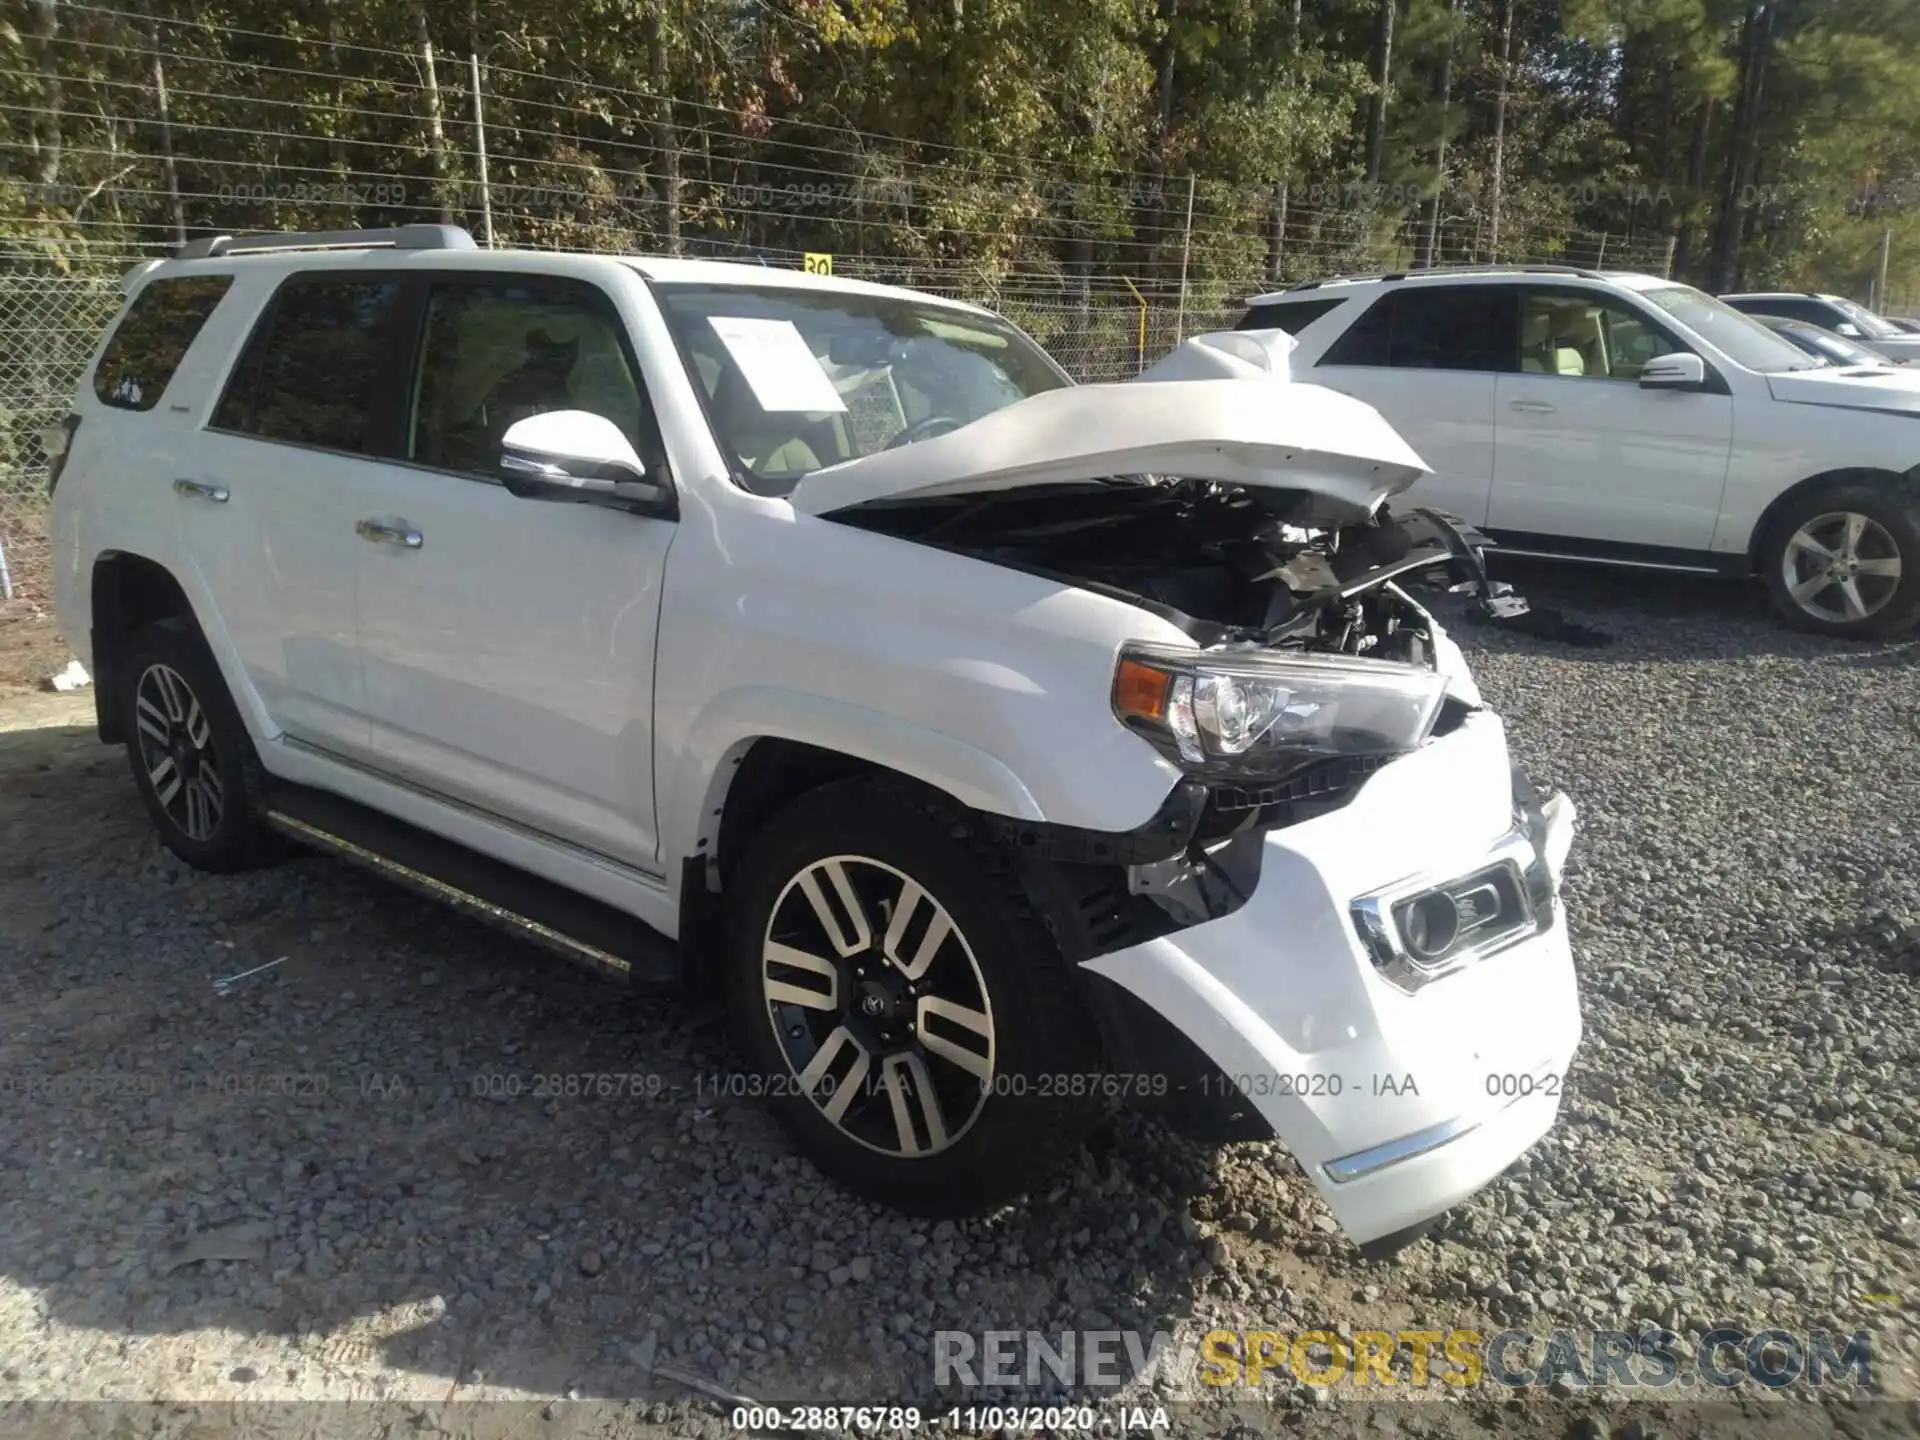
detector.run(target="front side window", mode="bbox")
[652,281,1070,492]
[213,277,405,452]
[1318,286,1517,371]
[1826,295,1905,340]
[1639,286,1821,372]
[1519,290,1678,380]
[408,279,656,476]
[94,275,232,411]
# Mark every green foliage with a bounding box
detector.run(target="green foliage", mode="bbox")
[2,0,1917,300]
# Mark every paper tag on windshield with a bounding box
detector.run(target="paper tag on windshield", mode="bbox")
[708,317,846,413]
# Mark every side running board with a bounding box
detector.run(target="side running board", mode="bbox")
[261,783,680,990]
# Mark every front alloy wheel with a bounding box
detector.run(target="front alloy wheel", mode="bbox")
[727,776,1105,1216]
[1779,511,1903,626]
[762,855,995,1157]
[133,662,226,842]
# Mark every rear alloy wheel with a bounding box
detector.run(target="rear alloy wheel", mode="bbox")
[727,776,1105,1215]
[133,662,226,843]
[1764,486,1920,638]
[121,618,283,872]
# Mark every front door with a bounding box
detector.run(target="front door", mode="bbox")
[1488,286,1733,551]
[353,273,676,868]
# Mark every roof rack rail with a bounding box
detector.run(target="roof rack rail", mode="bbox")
[173,224,477,260]
[1281,262,1604,292]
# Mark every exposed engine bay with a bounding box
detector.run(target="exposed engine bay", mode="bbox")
[838,475,1545,935]
[833,474,1522,658]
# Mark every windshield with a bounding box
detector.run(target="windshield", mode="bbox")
[652,281,1071,493]
[1826,295,1906,340]
[1639,285,1823,372]
[1800,328,1884,367]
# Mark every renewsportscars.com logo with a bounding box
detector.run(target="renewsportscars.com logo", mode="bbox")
[933,1326,1871,1395]
[1196,1327,1871,1391]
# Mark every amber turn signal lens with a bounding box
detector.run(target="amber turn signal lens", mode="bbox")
[1113,657,1172,723]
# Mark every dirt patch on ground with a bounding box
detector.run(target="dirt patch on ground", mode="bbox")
[0,599,75,691]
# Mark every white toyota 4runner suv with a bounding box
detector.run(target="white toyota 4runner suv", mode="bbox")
[49,225,1579,1256]
[1241,266,1920,638]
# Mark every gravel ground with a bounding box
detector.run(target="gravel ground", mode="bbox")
[0,565,1916,1440]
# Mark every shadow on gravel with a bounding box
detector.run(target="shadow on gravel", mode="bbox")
[1471,557,1920,666]
[0,710,1224,1407]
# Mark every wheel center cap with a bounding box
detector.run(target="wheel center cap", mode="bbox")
[856,980,896,1019]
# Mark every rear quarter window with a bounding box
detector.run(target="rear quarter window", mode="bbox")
[93,275,233,411]
[1235,297,1344,335]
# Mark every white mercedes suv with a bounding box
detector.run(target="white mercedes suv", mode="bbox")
[48,226,1580,1256]
[1240,267,1920,638]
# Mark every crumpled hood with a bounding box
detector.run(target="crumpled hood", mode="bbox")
[787,329,1430,519]
[1767,366,1920,414]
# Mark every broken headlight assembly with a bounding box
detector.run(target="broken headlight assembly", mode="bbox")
[1111,643,1448,778]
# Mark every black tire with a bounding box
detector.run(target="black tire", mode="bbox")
[121,618,284,872]
[725,774,1105,1216]
[1761,483,1920,639]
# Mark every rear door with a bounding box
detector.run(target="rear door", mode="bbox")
[1307,284,1516,525]
[1487,285,1732,550]
[185,274,412,758]
[351,271,676,867]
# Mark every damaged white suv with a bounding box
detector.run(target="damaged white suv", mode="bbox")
[49,225,1580,1256]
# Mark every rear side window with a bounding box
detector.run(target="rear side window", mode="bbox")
[1319,286,1517,372]
[93,275,232,411]
[214,277,405,454]
[1731,297,1828,327]
[1235,297,1344,335]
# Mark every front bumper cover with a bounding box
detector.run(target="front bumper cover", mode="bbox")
[1082,709,1581,1248]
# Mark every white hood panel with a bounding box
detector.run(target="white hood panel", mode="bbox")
[787,330,1429,517]
[1767,367,1920,414]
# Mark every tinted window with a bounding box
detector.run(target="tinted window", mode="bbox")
[409,279,657,476]
[1730,296,1826,327]
[1235,297,1343,334]
[1781,300,1837,327]
[1519,289,1677,380]
[214,278,404,453]
[1320,287,1516,371]
[93,275,232,411]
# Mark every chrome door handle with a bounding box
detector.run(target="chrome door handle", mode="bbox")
[1508,399,1556,414]
[173,478,229,503]
[355,517,423,549]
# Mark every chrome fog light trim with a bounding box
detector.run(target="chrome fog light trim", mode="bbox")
[1351,829,1549,992]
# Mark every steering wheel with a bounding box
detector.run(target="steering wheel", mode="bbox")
[885,415,966,449]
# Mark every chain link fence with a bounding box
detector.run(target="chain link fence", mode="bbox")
[0,271,125,606]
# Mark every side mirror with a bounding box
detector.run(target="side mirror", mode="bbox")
[498,410,674,517]
[1639,352,1707,391]
[1835,322,1862,338]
